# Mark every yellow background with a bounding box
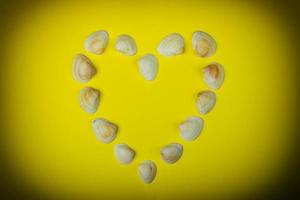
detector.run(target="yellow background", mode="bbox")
[2,0,297,199]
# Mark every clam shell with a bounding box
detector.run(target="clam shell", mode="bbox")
[179,116,204,141]
[192,31,217,57]
[78,87,100,114]
[114,144,135,164]
[196,90,216,115]
[137,54,158,81]
[91,118,118,144]
[157,33,184,56]
[138,160,157,184]
[115,34,137,56]
[203,62,224,89]
[84,30,109,54]
[160,143,183,164]
[72,54,96,83]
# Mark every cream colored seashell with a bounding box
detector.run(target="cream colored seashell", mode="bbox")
[91,118,118,144]
[115,34,137,56]
[137,54,158,81]
[192,31,217,57]
[72,54,96,83]
[78,87,100,114]
[179,116,204,141]
[138,160,157,184]
[157,33,184,56]
[84,30,109,54]
[196,90,216,115]
[203,62,224,89]
[114,144,135,164]
[160,143,183,164]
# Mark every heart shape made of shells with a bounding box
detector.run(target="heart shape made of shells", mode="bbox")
[72,30,225,184]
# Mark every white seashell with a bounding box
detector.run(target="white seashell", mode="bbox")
[137,54,158,81]
[157,33,184,56]
[160,143,183,164]
[138,160,157,184]
[114,144,135,164]
[202,62,224,89]
[196,90,216,115]
[91,118,118,144]
[192,31,217,57]
[115,35,137,56]
[179,117,204,141]
[84,30,109,54]
[78,87,100,114]
[72,54,96,83]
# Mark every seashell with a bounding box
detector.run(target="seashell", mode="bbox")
[202,62,224,89]
[114,144,135,164]
[78,87,100,114]
[115,34,137,56]
[160,143,183,164]
[179,116,204,141]
[91,118,118,144]
[72,54,96,83]
[192,31,217,57]
[84,30,109,54]
[137,54,158,81]
[196,90,216,115]
[157,33,184,56]
[138,160,157,184]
